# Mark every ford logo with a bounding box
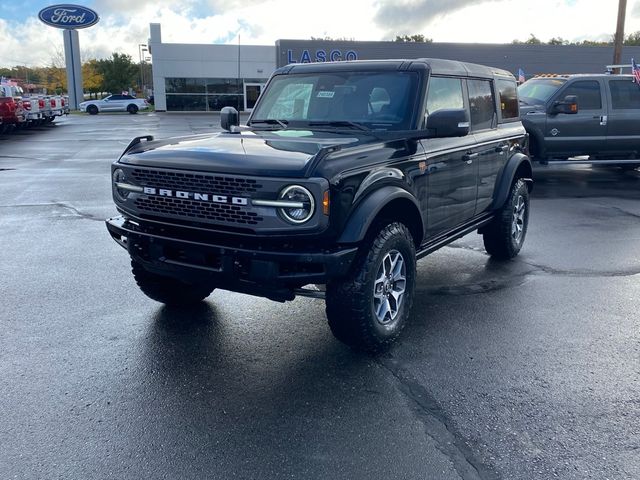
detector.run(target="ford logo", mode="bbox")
[38,4,100,29]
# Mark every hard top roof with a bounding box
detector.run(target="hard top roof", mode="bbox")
[278,58,515,80]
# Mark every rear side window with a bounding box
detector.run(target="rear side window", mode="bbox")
[426,77,464,114]
[562,81,602,110]
[609,80,640,110]
[496,79,519,120]
[467,79,496,131]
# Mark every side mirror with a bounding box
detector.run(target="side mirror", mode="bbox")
[221,106,240,131]
[426,108,470,138]
[550,95,578,115]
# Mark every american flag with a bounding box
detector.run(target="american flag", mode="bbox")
[518,68,526,83]
[633,58,640,84]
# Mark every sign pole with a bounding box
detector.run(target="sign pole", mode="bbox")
[63,29,83,110]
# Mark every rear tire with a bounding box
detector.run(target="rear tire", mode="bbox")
[131,259,214,306]
[325,222,416,352]
[483,178,530,259]
[87,105,98,115]
[127,104,138,114]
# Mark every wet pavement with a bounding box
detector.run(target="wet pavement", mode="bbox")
[1,113,639,479]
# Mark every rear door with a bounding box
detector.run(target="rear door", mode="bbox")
[545,79,607,157]
[605,77,640,155]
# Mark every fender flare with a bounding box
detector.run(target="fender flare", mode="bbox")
[491,153,533,210]
[337,185,423,244]
[522,120,546,160]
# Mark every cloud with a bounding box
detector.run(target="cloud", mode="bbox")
[373,0,499,35]
[2,0,640,67]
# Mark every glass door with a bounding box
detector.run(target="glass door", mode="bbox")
[244,83,264,111]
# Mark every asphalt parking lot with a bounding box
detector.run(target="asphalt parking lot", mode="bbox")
[1,113,639,480]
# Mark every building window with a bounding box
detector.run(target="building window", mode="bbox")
[166,94,207,111]
[165,77,265,111]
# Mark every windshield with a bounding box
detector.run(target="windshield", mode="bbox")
[251,71,419,130]
[518,79,567,104]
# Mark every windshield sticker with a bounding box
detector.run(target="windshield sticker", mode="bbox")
[317,91,335,98]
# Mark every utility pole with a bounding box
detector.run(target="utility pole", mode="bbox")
[612,0,627,73]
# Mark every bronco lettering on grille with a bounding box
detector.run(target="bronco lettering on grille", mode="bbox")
[143,187,249,205]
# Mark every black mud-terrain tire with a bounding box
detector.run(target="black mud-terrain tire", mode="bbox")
[127,104,138,114]
[87,105,99,115]
[483,178,530,259]
[131,260,214,306]
[325,222,416,353]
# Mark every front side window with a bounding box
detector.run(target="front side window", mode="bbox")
[467,79,496,131]
[609,80,640,110]
[561,81,602,110]
[251,71,419,130]
[426,76,464,114]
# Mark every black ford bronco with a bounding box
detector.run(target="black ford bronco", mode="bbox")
[106,59,533,351]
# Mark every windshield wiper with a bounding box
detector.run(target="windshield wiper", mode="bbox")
[307,121,371,132]
[249,119,288,129]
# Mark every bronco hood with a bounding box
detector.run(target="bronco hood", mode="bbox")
[118,130,363,178]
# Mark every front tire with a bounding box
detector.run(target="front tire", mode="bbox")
[325,222,416,352]
[131,260,214,306]
[87,105,98,115]
[483,178,530,259]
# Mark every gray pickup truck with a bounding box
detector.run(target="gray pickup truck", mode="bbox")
[519,74,640,168]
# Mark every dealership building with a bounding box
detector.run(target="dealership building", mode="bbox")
[148,23,640,112]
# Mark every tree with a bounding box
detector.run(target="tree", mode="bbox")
[310,36,355,41]
[96,53,138,95]
[624,30,640,45]
[394,34,432,43]
[548,37,569,45]
[83,60,103,98]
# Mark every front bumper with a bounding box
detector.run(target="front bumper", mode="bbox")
[106,215,358,301]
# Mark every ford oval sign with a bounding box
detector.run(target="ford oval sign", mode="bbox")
[38,4,99,30]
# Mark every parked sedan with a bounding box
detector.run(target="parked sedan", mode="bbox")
[79,95,149,115]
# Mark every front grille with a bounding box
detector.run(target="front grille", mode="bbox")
[135,196,263,225]
[130,169,263,196]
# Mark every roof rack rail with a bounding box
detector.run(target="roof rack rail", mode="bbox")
[605,64,632,73]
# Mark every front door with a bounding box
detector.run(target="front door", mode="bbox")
[244,83,264,111]
[422,76,478,235]
[545,79,607,157]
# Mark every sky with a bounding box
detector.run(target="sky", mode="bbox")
[1,0,640,67]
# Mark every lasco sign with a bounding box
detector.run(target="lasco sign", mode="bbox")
[287,49,358,64]
[38,4,100,29]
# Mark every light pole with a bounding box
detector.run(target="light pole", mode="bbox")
[612,0,627,73]
[138,43,147,95]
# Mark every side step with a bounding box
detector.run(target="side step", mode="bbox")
[539,159,640,165]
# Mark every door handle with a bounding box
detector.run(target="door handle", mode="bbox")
[462,152,479,163]
[495,145,509,153]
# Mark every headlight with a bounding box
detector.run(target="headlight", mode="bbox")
[278,185,315,224]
